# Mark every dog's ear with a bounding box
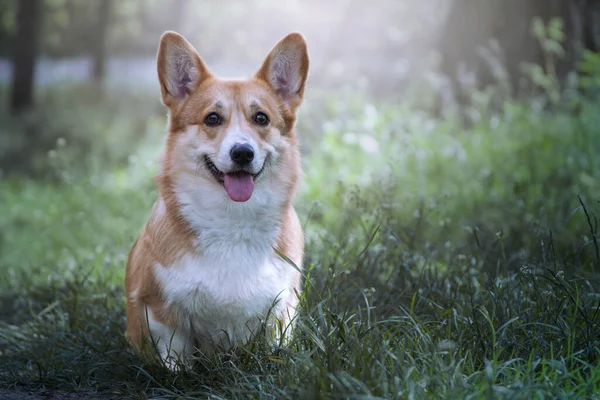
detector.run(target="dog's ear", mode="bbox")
[255,32,309,112]
[157,31,211,108]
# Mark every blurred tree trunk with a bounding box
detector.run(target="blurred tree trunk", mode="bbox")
[581,0,599,52]
[10,0,42,114]
[438,0,593,104]
[92,0,112,83]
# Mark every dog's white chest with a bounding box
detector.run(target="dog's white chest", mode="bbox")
[151,174,296,346]
[154,246,292,345]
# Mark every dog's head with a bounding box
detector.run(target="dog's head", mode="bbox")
[157,31,309,206]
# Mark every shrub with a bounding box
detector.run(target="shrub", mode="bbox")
[0,84,163,180]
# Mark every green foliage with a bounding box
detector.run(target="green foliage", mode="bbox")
[2,59,600,397]
[523,17,567,104]
[299,96,599,263]
[1,238,599,398]
[0,85,162,179]
[579,50,600,98]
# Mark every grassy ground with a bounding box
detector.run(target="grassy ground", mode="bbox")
[1,84,600,399]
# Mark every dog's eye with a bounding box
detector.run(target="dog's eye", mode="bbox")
[205,112,222,126]
[254,112,269,126]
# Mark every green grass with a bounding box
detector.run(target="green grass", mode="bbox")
[1,84,600,399]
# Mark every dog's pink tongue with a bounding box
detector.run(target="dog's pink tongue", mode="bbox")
[224,172,254,202]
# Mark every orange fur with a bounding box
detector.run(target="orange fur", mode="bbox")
[125,31,309,365]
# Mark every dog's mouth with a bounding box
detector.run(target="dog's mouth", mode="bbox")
[203,156,267,203]
[204,157,225,182]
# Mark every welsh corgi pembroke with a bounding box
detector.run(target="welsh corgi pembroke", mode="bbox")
[125,31,308,368]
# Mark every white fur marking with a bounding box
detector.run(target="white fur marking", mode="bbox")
[146,305,192,370]
[154,113,298,358]
[154,130,297,352]
[154,250,293,351]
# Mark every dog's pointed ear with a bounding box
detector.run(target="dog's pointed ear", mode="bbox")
[157,31,211,108]
[255,33,309,112]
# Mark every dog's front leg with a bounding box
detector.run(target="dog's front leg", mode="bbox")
[146,307,193,371]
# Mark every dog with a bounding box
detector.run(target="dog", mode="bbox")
[125,31,309,369]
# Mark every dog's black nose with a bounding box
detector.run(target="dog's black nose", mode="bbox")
[230,144,254,166]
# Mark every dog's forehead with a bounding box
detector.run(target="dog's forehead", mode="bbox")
[195,79,277,110]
